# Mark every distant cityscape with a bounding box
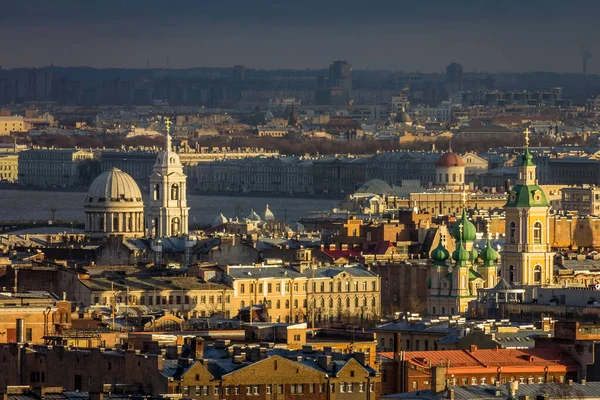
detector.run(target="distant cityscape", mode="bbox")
[3,58,600,400]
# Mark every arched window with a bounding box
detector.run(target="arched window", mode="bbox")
[509,221,516,244]
[346,298,350,308]
[363,298,367,307]
[171,184,179,200]
[432,306,436,315]
[99,215,104,230]
[533,222,542,244]
[371,297,376,307]
[321,298,325,308]
[153,184,160,200]
[276,300,281,309]
[337,298,342,308]
[355,298,359,307]
[240,301,245,308]
[345,281,350,291]
[509,265,515,284]
[293,299,298,308]
[171,217,180,236]
[128,214,132,231]
[113,215,119,232]
[533,265,542,284]
[329,298,333,308]
[285,300,290,309]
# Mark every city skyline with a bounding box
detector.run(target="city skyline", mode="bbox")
[1,0,599,73]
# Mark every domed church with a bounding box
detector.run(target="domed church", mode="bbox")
[84,168,145,239]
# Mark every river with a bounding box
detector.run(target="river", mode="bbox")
[0,189,339,226]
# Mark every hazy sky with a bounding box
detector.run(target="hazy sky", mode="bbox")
[2,0,599,73]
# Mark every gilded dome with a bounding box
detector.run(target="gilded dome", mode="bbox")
[436,152,465,168]
[86,168,143,203]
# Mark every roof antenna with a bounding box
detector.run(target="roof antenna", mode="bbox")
[449,138,453,153]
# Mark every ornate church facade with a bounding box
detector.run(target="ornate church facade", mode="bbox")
[427,131,554,316]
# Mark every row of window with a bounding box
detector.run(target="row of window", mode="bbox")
[94,294,230,306]
[183,382,377,396]
[508,221,543,244]
[239,296,378,310]
[239,280,376,294]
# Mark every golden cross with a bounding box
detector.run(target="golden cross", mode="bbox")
[524,127,530,148]
[486,220,492,239]
[165,117,172,134]
[461,189,467,206]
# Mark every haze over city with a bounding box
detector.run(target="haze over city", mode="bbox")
[1,0,599,72]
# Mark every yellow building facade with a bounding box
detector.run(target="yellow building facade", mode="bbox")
[500,134,554,286]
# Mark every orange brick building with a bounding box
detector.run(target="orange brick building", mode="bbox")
[379,346,578,394]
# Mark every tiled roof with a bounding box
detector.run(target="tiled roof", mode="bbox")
[403,348,576,370]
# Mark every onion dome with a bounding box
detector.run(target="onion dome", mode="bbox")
[431,242,450,265]
[247,209,262,222]
[451,209,477,242]
[213,213,228,226]
[471,247,479,263]
[263,204,275,221]
[435,152,465,168]
[452,240,470,267]
[522,149,535,166]
[480,238,500,267]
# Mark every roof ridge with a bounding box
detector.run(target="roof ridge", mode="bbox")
[461,348,488,367]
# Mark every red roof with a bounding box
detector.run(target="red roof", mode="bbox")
[400,348,577,371]
[322,249,362,261]
[436,152,465,167]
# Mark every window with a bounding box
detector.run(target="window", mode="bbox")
[363,282,367,291]
[266,385,272,394]
[276,300,281,309]
[480,377,486,384]
[509,221,516,244]
[276,283,281,292]
[26,328,32,342]
[285,300,290,309]
[171,184,179,200]
[235,386,240,395]
[538,376,544,383]
[340,383,346,393]
[369,382,374,392]
[225,387,230,395]
[171,217,180,235]
[471,377,477,385]
[278,384,284,394]
[297,384,303,394]
[347,383,353,393]
[533,265,542,284]
[294,299,298,308]
[203,386,209,396]
[359,383,364,393]
[509,265,515,284]
[246,386,252,395]
[291,384,296,394]
[412,381,417,390]
[240,284,245,294]
[153,184,160,200]
[294,283,298,291]
[533,221,542,244]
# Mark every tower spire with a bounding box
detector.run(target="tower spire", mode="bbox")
[524,127,530,149]
[165,117,172,152]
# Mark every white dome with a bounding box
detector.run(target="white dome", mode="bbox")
[155,151,182,170]
[213,213,229,226]
[86,168,143,203]
[247,209,262,222]
[263,204,275,221]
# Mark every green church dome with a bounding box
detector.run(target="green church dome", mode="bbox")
[480,238,500,267]
[451,209,477,242]
[431,242,450,265]
[471,247,479,263]
[452,240,470,266]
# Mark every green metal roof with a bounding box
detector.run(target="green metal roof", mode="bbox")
[451,208,477,242]
[504,184,549,208]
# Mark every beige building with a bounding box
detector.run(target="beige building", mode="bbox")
[0,116,25,135]
[224,263,381,325]
[18,149,95,187]
[0,154,18,182]
[561,186,600,215]
[434,151,465,191]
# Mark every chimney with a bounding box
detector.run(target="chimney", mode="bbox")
[568,380,573,386]
[507,381,519,398]
[317,355,332,371]
[89,393,104,400]
[431,366,447,394]
[581,379,586,385]
[192,337,204,360]
[394,332,402,354]
[470,345,477,353]
[447,388,455,400]
[16,319,25,343]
